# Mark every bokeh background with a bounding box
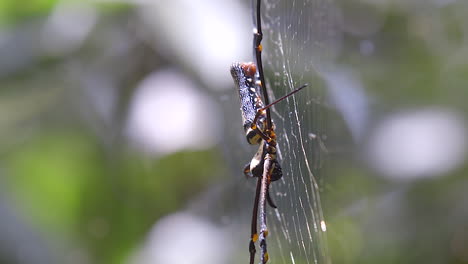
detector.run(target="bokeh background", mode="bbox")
[1,0,468,264]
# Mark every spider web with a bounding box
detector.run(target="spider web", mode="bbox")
[256,0,340,263]
[210,0,341,263]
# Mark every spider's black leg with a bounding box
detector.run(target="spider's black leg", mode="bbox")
[250,175,262,264]
[266,186,277,209]
[253,0,272,133]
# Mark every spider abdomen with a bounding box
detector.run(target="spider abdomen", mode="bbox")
[230,62,267,145]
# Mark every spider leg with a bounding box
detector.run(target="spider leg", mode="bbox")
[266,158,284,207]
[266,185,277,209]
[250,175,262,264]
[250,120,272,143]
[249,141,280,209]
[253,0,272,132]
[258,154,274,264]
[270,159,283,181]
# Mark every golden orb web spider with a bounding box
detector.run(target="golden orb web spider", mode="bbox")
[230,0,307,263]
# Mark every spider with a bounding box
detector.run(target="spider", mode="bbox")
[230,1,306,263]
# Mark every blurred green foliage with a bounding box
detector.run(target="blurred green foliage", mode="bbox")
[1,0,468,264]
[0,0,58,26]
[3,128,223,263]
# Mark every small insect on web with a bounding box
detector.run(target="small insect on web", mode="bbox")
[229,0,307,263]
